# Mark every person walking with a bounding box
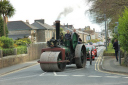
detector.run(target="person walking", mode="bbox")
[113,39,118,61]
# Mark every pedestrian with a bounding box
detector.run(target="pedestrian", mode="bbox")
[113,39,118,61]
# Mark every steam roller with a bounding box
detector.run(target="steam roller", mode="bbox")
[38,20,87,72]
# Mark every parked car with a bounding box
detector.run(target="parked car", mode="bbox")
[93,43,98,47]
[92,46,97,57]
[86,45,95,60]
[88,42,93,45]
[85,43,90,45]
[97,41,104,46]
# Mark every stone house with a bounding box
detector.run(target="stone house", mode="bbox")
[61,24,89,43]
[7,19,55,43]
[31,19,55,42]
[7,20,36,40]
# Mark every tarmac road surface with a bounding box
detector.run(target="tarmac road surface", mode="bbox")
[0,46,128,85]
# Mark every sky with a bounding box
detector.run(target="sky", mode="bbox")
[8,0,102,32]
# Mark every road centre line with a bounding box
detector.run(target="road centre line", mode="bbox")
[105,76,120,78]
[39,72,47,76]
[55,75,68,76]
[123,77,128,78]
[72,75,85,76]
[88,75,102,77]
[54,72,68,76]
[54,72,57,76]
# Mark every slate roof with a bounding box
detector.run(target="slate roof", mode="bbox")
[61,26,89,35]
[7,21,37,31]
[31,20,55,30]
[8,34,30,40]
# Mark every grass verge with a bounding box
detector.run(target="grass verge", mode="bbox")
[104,43,115,53]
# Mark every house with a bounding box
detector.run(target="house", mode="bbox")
[31,19,55,42]
[7,19,55,43]
[60,24,89,43]
[83,27,96,40]
[7,20,36,40]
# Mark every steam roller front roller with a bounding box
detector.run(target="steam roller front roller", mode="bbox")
[75,44,87,68]
[40,52,66,72]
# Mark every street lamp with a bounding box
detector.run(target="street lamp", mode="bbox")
[104,14,107,51]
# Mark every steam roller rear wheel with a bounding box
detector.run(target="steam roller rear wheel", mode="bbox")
[75,44,87,68]
[40,52,66,72]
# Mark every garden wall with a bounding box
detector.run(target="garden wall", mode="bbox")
[0,42,47,68]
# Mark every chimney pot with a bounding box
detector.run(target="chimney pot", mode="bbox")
[26,20,29,24]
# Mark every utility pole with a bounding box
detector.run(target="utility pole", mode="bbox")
[104,14,107,51]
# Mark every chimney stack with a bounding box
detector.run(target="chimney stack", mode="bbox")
[55,20,60,40]
[26,20,29,24]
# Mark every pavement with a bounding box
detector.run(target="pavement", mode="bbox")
[102,56,128,74]
[0,59,38,76]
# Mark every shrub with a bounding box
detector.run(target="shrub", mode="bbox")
[0,40,4,47]
[0,36,14,48]
[2,48,14,56]
[87,39,100,43]
[118,7,128,51]
[14,43,18,47]
[16,46,27,54]
[14,38,31,46]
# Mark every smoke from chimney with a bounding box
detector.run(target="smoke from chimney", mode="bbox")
[57,7,74,20]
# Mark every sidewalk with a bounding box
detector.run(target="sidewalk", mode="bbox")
[0,59,38,76]
[102,56,128,73]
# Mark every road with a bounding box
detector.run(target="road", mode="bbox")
[0,46,128,85]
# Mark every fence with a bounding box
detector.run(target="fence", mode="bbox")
[0,42,47,68]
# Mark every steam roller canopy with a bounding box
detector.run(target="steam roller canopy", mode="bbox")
[40,52,66,72]
[72,33,78,50]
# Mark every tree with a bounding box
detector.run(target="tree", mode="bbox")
[118,7,128,51]
[0,0,15,36]
[0,16,8,37]
[88,0,128,30]
[60,27,64,33]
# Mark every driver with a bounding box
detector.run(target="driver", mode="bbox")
[65,30,71,40]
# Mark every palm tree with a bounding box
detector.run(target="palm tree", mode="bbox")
[0,0,15,36]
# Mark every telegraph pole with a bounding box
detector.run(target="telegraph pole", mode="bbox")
[104,14,107,51]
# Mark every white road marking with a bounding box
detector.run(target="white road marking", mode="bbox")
[55,75,68,76]
[53,72,57,76]
[88,75,102,77]
[39,72,47,76]
[72,75,85,77]
[105,76,120,78]
[123,77,128,78]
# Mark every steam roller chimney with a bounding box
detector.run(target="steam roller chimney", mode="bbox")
[55,20,60,40]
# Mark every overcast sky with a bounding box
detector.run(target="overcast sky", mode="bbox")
[8,0,102,32]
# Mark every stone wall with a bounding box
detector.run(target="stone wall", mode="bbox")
[0,42,47,69]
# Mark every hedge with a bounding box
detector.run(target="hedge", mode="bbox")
[0,36,14,48]
[2,48,14,56]
[16,46,27,54]
[1,46,27,57]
